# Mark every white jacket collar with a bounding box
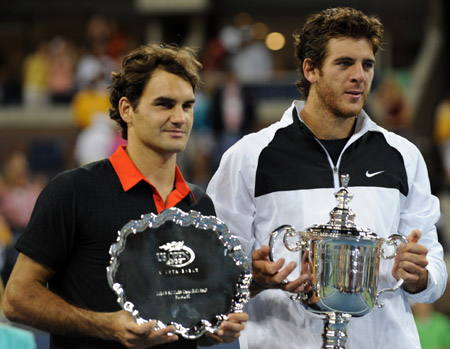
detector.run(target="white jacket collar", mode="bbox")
[283,100,379,140]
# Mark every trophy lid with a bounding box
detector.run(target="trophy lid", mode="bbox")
[309,174,378,238]
[329,174,356,228]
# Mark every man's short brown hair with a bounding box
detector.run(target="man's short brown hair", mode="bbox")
[294,7,384,99]
[109,43,202,139]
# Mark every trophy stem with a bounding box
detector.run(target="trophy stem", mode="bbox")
[322,313,351,349]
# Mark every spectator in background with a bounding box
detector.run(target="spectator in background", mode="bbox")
[22,41,50,107]
[0,151,44,283]
[434,92,450,187]
[201,29,228,72]
[370,76,414,138]
[106,19,138,67]
[72,16,130,167]
[432,92,450,252]
[0,49,7,104]
[47,36,77,105]
[211,69,255,166]
[371,76,446,197]
[74,112,125,166]
[75,15,117,92]
[72,15,118,129]
[213,20,273,84]
[0,215,12,277]
[0,47,23,105]
[412,302,450,349]
[371,78,447,248]
[177,74,216,189]
[229,26,273,84]
[71,86,111,129]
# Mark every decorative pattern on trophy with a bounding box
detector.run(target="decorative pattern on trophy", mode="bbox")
[269,174,407,349]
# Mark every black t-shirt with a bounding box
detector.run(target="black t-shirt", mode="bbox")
[319,137,351,165]
[16,159,215,349]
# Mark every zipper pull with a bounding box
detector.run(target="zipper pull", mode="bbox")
[333,167,339,189]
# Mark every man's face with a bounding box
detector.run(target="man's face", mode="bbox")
[311,37,375,118]
[125,68,195,157]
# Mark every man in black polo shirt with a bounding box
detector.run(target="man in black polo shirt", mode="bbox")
[2,43,248,348]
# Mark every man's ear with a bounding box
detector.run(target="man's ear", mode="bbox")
[303,58,318,84]
[118,97,134,123]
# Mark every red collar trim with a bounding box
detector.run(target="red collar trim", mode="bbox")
[109,146,195,213]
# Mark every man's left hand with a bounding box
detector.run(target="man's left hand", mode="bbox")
[392,229,428,294]
[200,312,249,346]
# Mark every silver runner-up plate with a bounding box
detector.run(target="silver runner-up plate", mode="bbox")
[107,207,252,339]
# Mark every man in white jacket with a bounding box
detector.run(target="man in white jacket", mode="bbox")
[207,7,447,349]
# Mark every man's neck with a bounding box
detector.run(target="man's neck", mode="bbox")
[300,102,357,140]
[125,142,177,202]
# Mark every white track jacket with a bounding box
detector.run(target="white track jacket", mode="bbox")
[207,100,447,349]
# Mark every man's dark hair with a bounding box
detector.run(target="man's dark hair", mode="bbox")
[109,43,202,139]
[294,7,384,99]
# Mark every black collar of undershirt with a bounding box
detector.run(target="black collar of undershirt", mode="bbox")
[292,106,351,165]
[318,137,350,165]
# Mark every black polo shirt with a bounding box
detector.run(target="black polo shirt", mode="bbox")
[16,146,215,349]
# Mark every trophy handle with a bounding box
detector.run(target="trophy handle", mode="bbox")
[375,278,404,308]
[381,234,408,259]
[269,225,309,286]
[268,225,304,262]
[375,234,408,308]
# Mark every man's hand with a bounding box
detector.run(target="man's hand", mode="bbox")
[250,245,311,296]
[217,312,248,343]
[107,310,178,348]
[201,312,249,345]
[110,311,248,348]
[392,229,429,294]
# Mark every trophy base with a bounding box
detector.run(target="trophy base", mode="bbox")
[322,313,351,349]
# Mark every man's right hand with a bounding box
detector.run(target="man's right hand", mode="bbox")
[107,310,179,348]
[250,245,312,296]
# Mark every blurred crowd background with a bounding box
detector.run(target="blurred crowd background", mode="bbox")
[0,0,449,348]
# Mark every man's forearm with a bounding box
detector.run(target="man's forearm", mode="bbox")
[3,279,115,341]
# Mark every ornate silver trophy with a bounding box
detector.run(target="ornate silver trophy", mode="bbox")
[107,207,252,339]
[269,174,407,349]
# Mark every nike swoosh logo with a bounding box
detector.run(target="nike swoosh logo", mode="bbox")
[366,170,385,178]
